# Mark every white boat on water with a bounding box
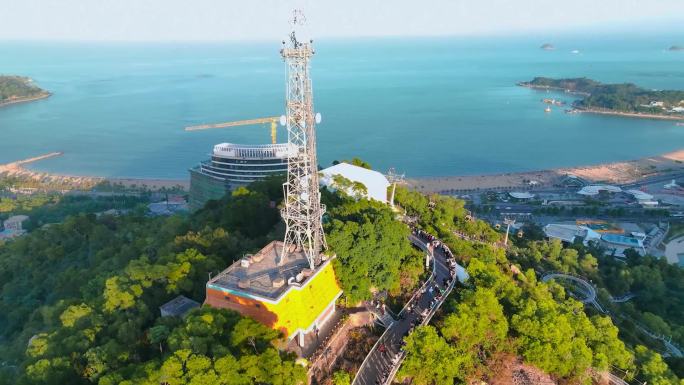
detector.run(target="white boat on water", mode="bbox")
[545,106,551,113]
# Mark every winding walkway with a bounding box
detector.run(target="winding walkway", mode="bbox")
[540,272,607,312]
[628,318,683,358]
[541,272,681,358]
[353,239,660,385]
[540,272,635,313]
[352,230,467,385]
[541,273,598,303]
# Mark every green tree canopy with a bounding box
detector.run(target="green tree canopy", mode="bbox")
[397,326,463,385]
[325,196,422,303]
[441,287,508,373]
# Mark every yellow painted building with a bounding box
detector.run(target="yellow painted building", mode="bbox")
[205,241,342,346]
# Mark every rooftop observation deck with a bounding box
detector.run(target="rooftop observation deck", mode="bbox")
[207,241,315,301]
[212,143,296,160]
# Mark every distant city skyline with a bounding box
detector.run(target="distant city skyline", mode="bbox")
[1,0,683,42]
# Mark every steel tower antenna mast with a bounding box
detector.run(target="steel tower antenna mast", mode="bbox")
[280,9,326,269]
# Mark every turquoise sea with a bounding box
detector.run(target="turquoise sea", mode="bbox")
[1,34,683,179]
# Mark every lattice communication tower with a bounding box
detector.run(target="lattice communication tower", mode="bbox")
[280,10,327,269]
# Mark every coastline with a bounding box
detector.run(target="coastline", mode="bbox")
[572,107,684,121]
[519,82,684,122]
[517,83,590,96]
[3,149,683,195]
[0,152,188,191]
[407,149,684,193]
[0,92,51,108]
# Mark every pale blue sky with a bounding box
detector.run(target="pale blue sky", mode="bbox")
[1,0,683,41]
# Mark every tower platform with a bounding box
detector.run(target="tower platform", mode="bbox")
[205,241,342,347]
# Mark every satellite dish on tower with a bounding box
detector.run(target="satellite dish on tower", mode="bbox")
[315,113,322,124]
[280,115,287,126]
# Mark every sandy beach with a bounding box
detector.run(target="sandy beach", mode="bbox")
[408,149,684,193]
[0,152,188,191]
[574,107,684,121]
[3,150,683,195]
[0,152,102,190]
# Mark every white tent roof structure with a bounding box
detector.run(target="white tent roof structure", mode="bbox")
[320,163,390,203]
[577,185,622,196]
[509,192,535,199]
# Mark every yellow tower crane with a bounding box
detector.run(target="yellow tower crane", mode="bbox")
[185,116,280,144]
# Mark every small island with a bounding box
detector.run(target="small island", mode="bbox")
[540,43,555,51]
[519,77,684,120]
[0,75,50,107]
[669,45,684,51]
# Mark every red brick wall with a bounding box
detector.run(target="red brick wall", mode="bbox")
[205,288,284,335]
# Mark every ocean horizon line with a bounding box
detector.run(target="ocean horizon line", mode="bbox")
[1,23,683,45]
